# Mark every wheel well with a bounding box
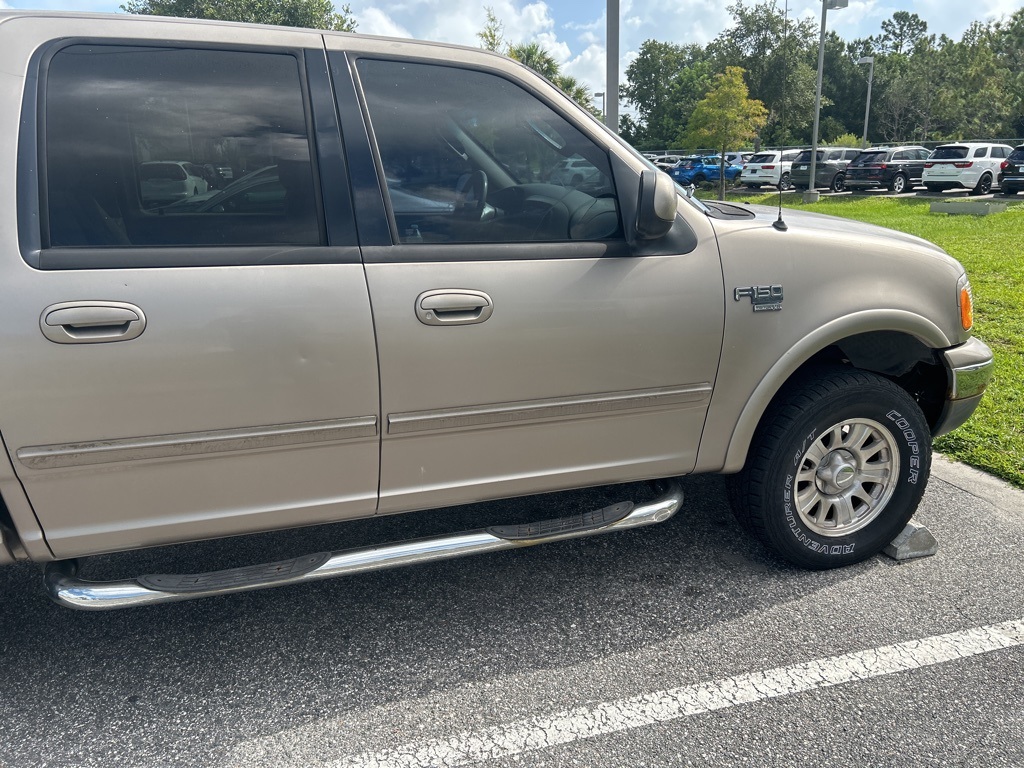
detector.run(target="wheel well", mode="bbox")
[786,331,948,431]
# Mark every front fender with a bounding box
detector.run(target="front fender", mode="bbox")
[695,309,952,475]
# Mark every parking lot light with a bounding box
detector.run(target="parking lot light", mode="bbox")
[805,0,848,202]
[857,57,875,149]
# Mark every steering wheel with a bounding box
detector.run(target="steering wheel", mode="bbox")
[455,170,488,220]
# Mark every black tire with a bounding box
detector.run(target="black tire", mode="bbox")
[746,183,762,190]
[778,172,792,191]
[1001,189,1017,197]
[925,184,944,194]
[829,173,845,193]
[970,174,992,196]
[728,368,931,569]
[793,184,807,191]
[693,174,706,184]
[889,173,908,194]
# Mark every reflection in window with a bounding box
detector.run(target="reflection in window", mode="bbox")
[45,46,320,249]
[358,59,621,245]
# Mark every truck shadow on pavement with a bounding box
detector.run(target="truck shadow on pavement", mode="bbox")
[0,475,872,766]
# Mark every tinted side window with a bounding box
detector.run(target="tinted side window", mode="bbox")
[1008,147,1024,163]
[917,149,932,160]
[358,59,620,245]
[44,45,320,250]
[992,146,1009,159]
[973,147,988,158]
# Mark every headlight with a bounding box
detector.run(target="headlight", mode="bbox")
[957,273,974,332]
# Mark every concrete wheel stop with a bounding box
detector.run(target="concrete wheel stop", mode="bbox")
[884,521,938,561]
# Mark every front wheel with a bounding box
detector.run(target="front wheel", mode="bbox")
[970,174,993,196]
[728,368,931,569]
[829,173,845,193]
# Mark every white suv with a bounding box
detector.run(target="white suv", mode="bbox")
[922,142,1013,195]
[739,149,800,190]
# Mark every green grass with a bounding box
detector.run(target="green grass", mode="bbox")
[723,193,1024,488]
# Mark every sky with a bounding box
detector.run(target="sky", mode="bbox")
[3,0,1023,101]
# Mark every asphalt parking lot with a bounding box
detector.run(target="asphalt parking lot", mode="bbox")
[0,457,1021,767]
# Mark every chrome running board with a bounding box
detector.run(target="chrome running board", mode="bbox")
[44,480,682,610]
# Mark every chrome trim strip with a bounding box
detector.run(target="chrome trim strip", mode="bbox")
[43,480,683,610]
[388,385,713,435]
[17,417,379,470]
[951,360,994,400]
[943,337,995,400]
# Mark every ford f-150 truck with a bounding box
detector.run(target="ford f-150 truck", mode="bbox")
[0,11,993,609]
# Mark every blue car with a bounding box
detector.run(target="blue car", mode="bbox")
[668,156,743,185]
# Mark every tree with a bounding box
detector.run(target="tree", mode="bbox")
[707,1,818,145]
[120,0,357,31]
[878,11,928,56]
[477,6,505,53]
[507,42,560,80]
[679,67,767,200]
[621,40,712,149]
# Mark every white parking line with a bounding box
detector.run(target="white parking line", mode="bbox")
[334,619,1024,768]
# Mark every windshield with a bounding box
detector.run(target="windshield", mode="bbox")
[931,146,969,160]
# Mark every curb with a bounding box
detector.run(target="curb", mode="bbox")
[930,453,1023,516]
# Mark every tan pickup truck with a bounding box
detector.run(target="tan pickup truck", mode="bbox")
[0,11,993,609]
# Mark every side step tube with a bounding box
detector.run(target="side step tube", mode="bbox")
[44,480,682,610]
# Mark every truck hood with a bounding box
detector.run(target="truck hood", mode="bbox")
[705,200,963,274]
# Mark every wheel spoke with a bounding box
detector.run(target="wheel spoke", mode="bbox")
[857,465,891,484]
[843,422,873,452]
[833,494,857,528]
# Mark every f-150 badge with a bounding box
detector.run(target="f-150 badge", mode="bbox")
[734,284,783,312]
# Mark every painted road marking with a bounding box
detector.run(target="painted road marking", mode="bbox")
[333,619,1024,768]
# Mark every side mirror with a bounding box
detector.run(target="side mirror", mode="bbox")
[635,169,677,240]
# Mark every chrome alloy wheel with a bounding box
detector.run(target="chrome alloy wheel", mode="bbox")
[794,418,900,537]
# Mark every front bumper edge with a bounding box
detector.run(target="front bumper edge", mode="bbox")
[933,337,995,437]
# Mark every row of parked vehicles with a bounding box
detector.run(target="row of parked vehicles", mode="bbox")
[648,142,1024,196]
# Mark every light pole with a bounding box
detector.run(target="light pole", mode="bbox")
[805,0,848,203]
[606,0,618,132]
[594,91,605,119]
[857,56,875,149]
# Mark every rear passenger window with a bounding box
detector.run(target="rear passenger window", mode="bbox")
[43,45,320,250]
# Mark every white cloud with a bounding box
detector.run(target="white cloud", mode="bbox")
[355,6,412,38]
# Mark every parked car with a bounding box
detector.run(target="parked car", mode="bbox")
[668,156,742,185]
[0,10,994,609]
[922,142,1013,195]
[739,149,801,190]
[138,160,209,205]
[652,154,682,170]
[844,146,931,194]
[723,151,754,167]
[790,147,861,192]
[998,145,1024,195]
[549,156,603,188]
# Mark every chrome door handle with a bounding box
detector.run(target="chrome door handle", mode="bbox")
[416,290,493,326]
[40,301,147,344]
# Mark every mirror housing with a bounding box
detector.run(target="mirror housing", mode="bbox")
[635,169,677,240]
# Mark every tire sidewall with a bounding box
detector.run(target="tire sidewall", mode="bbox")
[762,386,930,568]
